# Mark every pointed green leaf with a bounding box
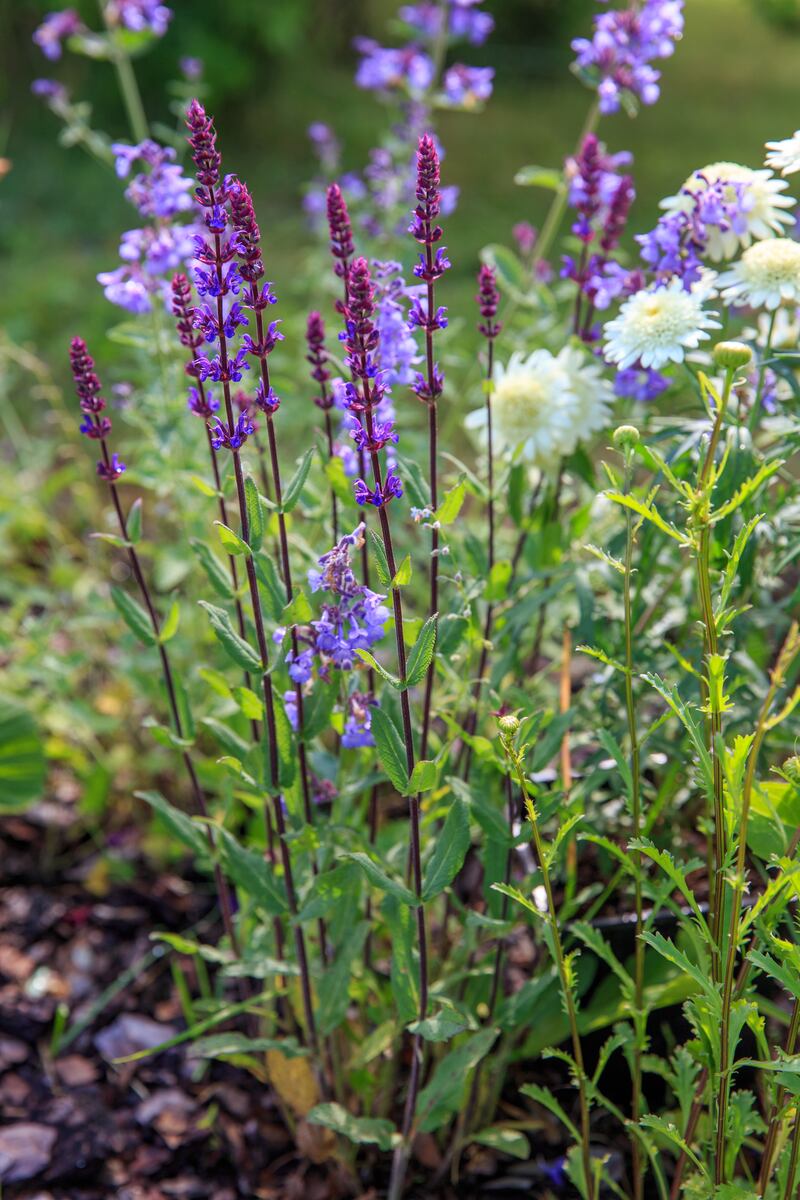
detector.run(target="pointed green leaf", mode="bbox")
[368,529,392,587]
[244,476,264,551]
[282,448,316,512]
[190,538,234,599]
[344,852,418,906]
[110,585,156,645]
[214,521,250,557]
[435,480,465,526]
[370,706,410,793]
[199,600,262,672]
[417,1027,498,1132]
[406,615,437,688]
[0,698,46,811]
[127,497,143,544]
[158,599,180,644]
[136,790,208,859]
[308,1103,398,1151]
[355,649,401,689]
[317,921,370,1035]
[422,797,470,900]
[407,759,437,795]
[392,554,412,588]
[215,827,288,915]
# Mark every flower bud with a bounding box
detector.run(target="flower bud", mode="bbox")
[497,713,520,737]
[782,755,800,787]
[613,424,640,451]
[713,341,752,370]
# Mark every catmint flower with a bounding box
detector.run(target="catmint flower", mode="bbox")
[476,263,501,339]
[442,64,494,107]
[111,140,194,219]
[326,183,354,281]
[33,9,83,60]
[354,38,435,94]
[96,265,152,314]
[105,0,172,36]
[571,1,684,115]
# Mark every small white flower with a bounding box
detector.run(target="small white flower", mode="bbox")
[765,131,800,177]
[718,238,800,310]
[603,277,721,370]
[660,162,796,260]
[465,346,613,470]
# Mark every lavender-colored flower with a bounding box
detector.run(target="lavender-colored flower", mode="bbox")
[210,410,255,451]
[96,265,152,314]
[111,140,194,219]
[31,78,69,103]
[373,261,419,387]
[614,364,670,402]
[354,470,403,507]
[308,123,340,175]
[637,174,751,288]
[342,693,377,748]
[442,64,493,107]
[171,273,220,418]
[476,263,501,339]
[186,98,222,190]
[571,0,684,115]
[255,379,281,414]
[105,0,172,36]
[180,56,204,80]
[399,2,494,45]
[409,133,444,246]
[69,336,127,481]
[33,9,82,60]
[354,38,435,94]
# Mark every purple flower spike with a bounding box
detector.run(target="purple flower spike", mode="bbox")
[306,312,333,410]
[326,183,354,280]
[210,411,255,452]
[354,470,403,508]
[571,0,684,115]
[33,9,83,60]
[70,337,128,481]
[186,99,221,192]
[476,264,501,339]
[410,133,443,246]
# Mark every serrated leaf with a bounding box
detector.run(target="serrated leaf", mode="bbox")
[344,851,418,906]
[231,686,263,720]
[405,615,437,688]
[368,529,392,587]
[127,497,143,544]
[604,491,689,545]
[370,706,410,792]
[110,585,156,645]
[272,693,296,791]
[215,521,250,557]
[158,599,180,644]
[190,538,233,599]
[520,1083,580,1140]
[392,554,412,588]
[244,476,264,551]
[254,552,285,621]
[422,797,470,900]
[215,827,288,915]
[711,461,781,523]
[282,448,315,512]
[199,600,262,672]
[308,1102,398,1151]
[407,759,437,795]
[435,480,465,526]
[136,790,208,859]
[355,649,401,689]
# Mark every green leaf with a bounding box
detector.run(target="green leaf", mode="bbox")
[231,686,263,720]
[406,615,437,688]
[201,717,251,760]
[110,585,156,645]
[190,1033,304,1060]
[520,1083,580,1141]
[344,852,418,906]
[272,693,297,791]
[711,461,782,523]
[190,538,233,599]
[485,560,512,601]
[604,491,689,545]
[282,448,316,512]
[127,497,143,544]
[368,529,391,588]
[408,759,437,795]
[199,601,262,673]
[189,473,219,498]
[244,476,264,551]
[303,680,339,741]
[214,522,250,557]
[416,1027,498,1132]
[355,649,401,689]
[435,480,465,526]
[90,532,131,548]
[158,599,180,644]
[317,921,370,1035]
[473,1127,529,1160]
[280,590,313,627]
[215,827,288,915]
[408,1009,469,1042]
[422,797,470,900]
[0,698,46,812]
[254,553,285,621]
[136,790,208,859]
[392,554,412,589]
[514,164,562,190]
[370,706,410,793]
[308,1103,398,1151]
[325,455,353,504]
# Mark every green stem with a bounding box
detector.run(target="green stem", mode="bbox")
[112,49,149,142]
[533,101,599,267]
[749,310,777,436]
[501,734,594,1200]
[622,454,645,1200]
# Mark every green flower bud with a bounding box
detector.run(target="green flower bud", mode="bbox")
[712,341,753,370]
[613,425,640,452]
[497,713,520,737]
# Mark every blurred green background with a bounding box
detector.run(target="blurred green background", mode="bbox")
[4,0,800,385]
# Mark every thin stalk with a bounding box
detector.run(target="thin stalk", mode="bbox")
[715,625,796,1186]
[99,442,240,962]
[749,310,777,436]
[99,3,149,143]
[758,996,800,1194]
[208,202,319,1060]
[324,407,339,543]
[501,731,594,1200]
[781,1108,800,1200]
[532,101,600,267]
[622,448,645,1200]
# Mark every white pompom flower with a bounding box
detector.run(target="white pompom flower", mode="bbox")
[765,131,800,177]
[718,238,800,311]
[465,346,613,470]
[603,276,721,370]
[660,162,795,261]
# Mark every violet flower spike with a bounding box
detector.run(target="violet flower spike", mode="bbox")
[307,310,339,543]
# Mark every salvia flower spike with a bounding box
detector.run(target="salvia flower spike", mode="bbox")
[306,310,339,542]
[69,335,242,963]
[184,99,320,1058]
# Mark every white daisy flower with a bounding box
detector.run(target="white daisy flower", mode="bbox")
[465,346,613,470]
[603,277,721,370]
[660,162,795,260]
[718,238,800,310]
[765,131,800,177]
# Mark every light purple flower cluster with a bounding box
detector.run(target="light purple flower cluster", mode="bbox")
[409,134,449,402]
[636,177,752,288]
[614,365,670,403]
[171,273,220,420]
[33,9,83,60]
[571,0,684,115]
[399,2,494,46]
[104,0,172,36]
[278,525,388,747]
[69,337,126,482]
[98,140,199,314]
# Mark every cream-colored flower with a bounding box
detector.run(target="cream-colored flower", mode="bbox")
[718,238,800,310]
[765,131,800,177]
[603,277,720,370]
[465,346,613,469]
[660,162,795,260]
